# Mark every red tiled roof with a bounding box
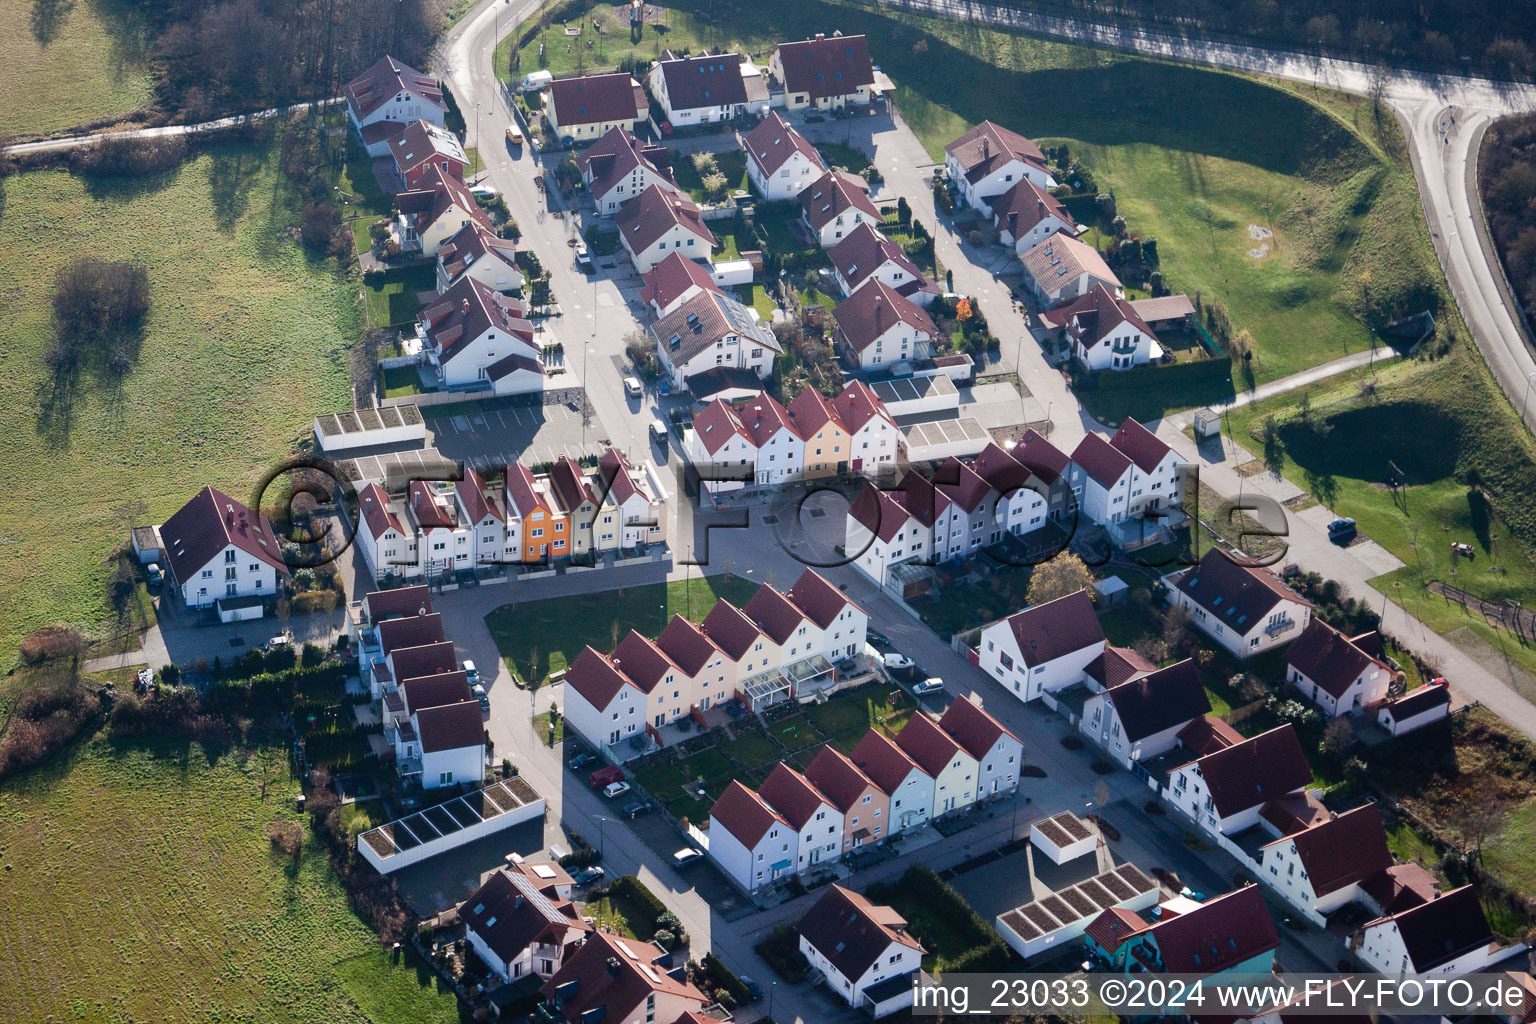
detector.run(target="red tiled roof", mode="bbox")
[833,278,936,354]
[565,646,637,711]
[456,467,504,525]
[710,779,787,848]
[743,585,808,645]
[346,56,443,122]
[358,482,405,541]
[378,611,445,654]
[700,600,764,660]
[598,447,648,506]
[160,485,289,583]
[830,223,925,294]
[611,630,680,694]
[1263,805,1393,896]
[541,930,706,1023]
[786,386,839,439]
[1383,680,1452,719]
[1177,715,1244,757]
[774,34,875,101]
[1055,284,1157,354]
[974,442,1034,496]
[419,271,531,366]
[830,379,895,433]
[386,119,466,174]
[1146,886,1278,975]
[1109,417,1174,475]
[400,671,473,716]
[641,251,722,312]
[616,183,714,254]
[462,868,589,967]
[1174,548,1313,633]
[397,164,494,237]
[362,585,432,622]
[1259,790,1331,835]
[1085,906,1151,953]
[1013,427,1071,484]
[744,110,825,178]
[691,398,752,456]
[890,470,946,527]
[933,456,995,514]
[1373,885,1493,972]
[1100,659,1211,743]
[1021,233,1121,295]
[549,456,596,513]
[848,483,914,545]
[946,120,1047,182]
[1084,645,1156,690]
[851,729,924,795]
[786,567,861,629]
[1285,619,1387,700]
[738,393,795,447]
[505,463,550,517]
[576,126,674,201]
[1000,590,1104,668]
[1193,725,1312,818]
[437,222,517,288]
[1071,432,1134,488]
[415,700,483,753]
[388,641,458,683]
[800,169,879,233]
[407,480,454,530]
[545,72,645,127]
[1359,862,1440,915]
[759,763,832,829]
[895,713,965,777]
[938,695,1019,760]
[804,747,877,813]
[654,50,749,110]
[992,177,1076,235]
[656,616,720,677]
[796,884,922,983]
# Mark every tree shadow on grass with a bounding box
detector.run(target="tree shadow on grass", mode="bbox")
[34,369,81,449]
[207,143,271,233]
[29,0,78,45]
[1468,487,1493,551]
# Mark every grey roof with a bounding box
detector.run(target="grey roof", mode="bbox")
[650,290,779,366]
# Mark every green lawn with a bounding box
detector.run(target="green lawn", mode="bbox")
[1386,819,1440,866]
[815,141,872,175]
[1486,799,1536,903]
[382,364,425,399]
[533,709,566,745]
[0,136,357,660]
[0,0,153,136]
[485,575,762,684]
[0,739,459,1023]
[804,688,912,750]
[365,264,435,328]
[737,283,779,319]
[670,149,750,203]
[1223,350,1536,682]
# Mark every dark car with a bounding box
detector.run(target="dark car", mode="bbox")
[622,800,655,819]
[867,630,892,649]
[569,752,597,772]
[739,976,764,1002]
[572,866,605,887]
[1327,517,1357,542]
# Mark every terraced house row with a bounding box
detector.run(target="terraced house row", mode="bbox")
[706,696,1023,893]
[353,448,666,583]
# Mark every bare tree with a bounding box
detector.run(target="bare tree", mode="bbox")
[1452,799,1508,865]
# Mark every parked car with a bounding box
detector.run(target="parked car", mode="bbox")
[504,124,523,146]
[867,630,892,649]
[882,652,914,671]
[573,866,605,886]
[912,677,946,697]
[469,184,498,199]
[588,765,624,789]
[739,976,764,1003]
[623,376,643,399]
[672,848,704,868]
[650,419,668,446]
[569,752,598,772]
[575,242,593,271]
[145,563,163,587]
[622,800,654,819]
[462,659,479,685]
[1327,517,1357,539]
[472,683,490,710]
[264,633,292,651]
[603,781,632,799]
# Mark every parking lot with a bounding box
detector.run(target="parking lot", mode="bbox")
[423,396,614,472]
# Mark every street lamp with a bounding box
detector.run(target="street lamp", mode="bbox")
[1521,371,1536,424]
[768,981,777,1021]
[595,815,608,855]
[474,101,482,176]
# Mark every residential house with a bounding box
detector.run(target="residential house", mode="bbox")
[930,457,1002,561]
[159,486,288,611]
[738,393,805,487]
[743,582,822,674]
[1048,284,1164,372]
[787,387,850,479]
[939,695,1024,799]
[895,713,977,816]
[1351,885,1505,975]
[548,456,601,558]
[595,448,666,550]
[417,275,538,390]
[992,178,1078,255]
[1285,619,1392,718]
[708,779,798,892]
[402,479,475,576]
[1020,233,1123,309]
[760,764,843,871]
[461,865,591,983]
[797,886,925,1018]
[539,930,708,1024]
[770,33,876,111]
[346,56,445,156]
[844,480,937,588]
[1067,418,1183,544]
[800,169,879,248]
[701,599,778,685]
[1012,427,1077,524]
[1080,660,1211,769]
[616,184,716,273]
[685,398,757,498]
[1258,804,1394,919]
[831,380,901,474]
[394,164,494,256]
[851,729,935,833]
[455,468,508,566]
[411,699,484,788]
[540,72,647,144]
[647,50,767,126]
[561,645,646,751]
[744,111,827,200]
[806,747,888,853]
[1377,681,1452,736]
[972,443,1050,540]
[387,119,467,190]
[612,629,692,734]
[832,278,938,371]
[505,463,570,563]
[656,615,734,715]
[976,590,1106,702]
[576,127,676,215]
[650,288,779,390]
[1163,724,1313,837]
[944,121,1055,213]
[1169,548,1314,659]
[830,223,938,306]
[435,222,522,294]
[640,251,724,317]
[786,566,868,662]
[375,639,457,703]
[1089,886,1279,977]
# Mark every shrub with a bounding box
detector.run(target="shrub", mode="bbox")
[267,820,303,857]
[0,672,102,779]
[933,181,954,214]
[300,202,340,252]
[68,136,188,177]
[48,259,151,377]
[18,624,87,665]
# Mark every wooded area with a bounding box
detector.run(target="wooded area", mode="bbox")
[1482,114,1536,332]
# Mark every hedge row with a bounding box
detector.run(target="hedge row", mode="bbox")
[1090,351,1233,394]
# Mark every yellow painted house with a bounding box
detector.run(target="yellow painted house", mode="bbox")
[786,387,850,479]
[541,72,647,144]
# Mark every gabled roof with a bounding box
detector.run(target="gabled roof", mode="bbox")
[759,763,833,829]
[933,457,995,514]
[786,386,840,439]
[346,56,443,121]
[611,630,679,694]
[388,641,458,683]
[743,584,809,645]
[1144,886,1278,975]
[397,163,494,235]
[888,470,946,528]
[945,120,1047,183]
[504,462,551,517]
[786,567,861,629]
[544,72,645,127]
[377,610,445,654]
[804,746,877,813]
[685,366,764,402]
[1177,715,1244,757]
[895,713,967,776]
[362,585,432,622]
[1359,863,1441,916]
[1071,432,1134,488]
[830,379,896,434]
[462,868,589,967]
[549,456,596,513]
[656,616,720,677]
[832,278,937,354]
[617,184,714,255]
[691,398,753,456]
[160,485,289,582]
[738,392,795,447]
[700,599,764,660]
[830,223,926,294]
[415,700,484,753]
[407,480,455,530]
[1368,885,1493,972]
[710,779,788,848]
[1100,659,1211,743]
[1084,645,1156,690]
[575,126,674,201]
[420,272,531,365]
[796,885,922,983]
[800,169,879,233]
[1085,906,1152,953]
[1021,233,1121,294]
[744,110,825,178]
[1175,548,1313,635]
[773,34,875,101]
[653,50,749,110]
[1013,427,1071,485]
[1189,725,1312,818]
[650,288,777,369]
[541,930,706,1023]
[597,447,649,507]
[564,645,638,711]
[851,729,925,794]
[359,482,407,541]
[973,442,1034,496]
[992,176,1076,234]
[847,483,915,545]
[1262,805,1393,896]
[456,467,504,525]
[1382,680,1452,719]
[641,251,722,313]
[400,670,473,716]
[1109,417,1174,475]
[1285,619,1388,699]
[387,119,467,173]
[437,222,518,288]
[938,696,1019,760]
[1049,283,1156,352]
[996,590,1104,668]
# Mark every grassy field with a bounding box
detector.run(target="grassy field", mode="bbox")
[1223,350,1536,682]
[365,265,436,328]
[0,0,153,136]
[0,739,459,1024]
[485,574,761,684]
[0,136,357,660]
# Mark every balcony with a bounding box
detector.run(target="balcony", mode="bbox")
[1265,617,1298,638]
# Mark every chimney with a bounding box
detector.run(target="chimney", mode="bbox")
[1037,199,1046,220]
[981,137,989,160]
[874,295,883,334]
[815,32,825,41]
[1007,211,1018,236]
[606,956,623,977]
[461,298,470,313]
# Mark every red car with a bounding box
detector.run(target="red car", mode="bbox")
[588,765,624,789]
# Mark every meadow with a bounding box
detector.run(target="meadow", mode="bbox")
[0,0,152,136]
[0,134,357,659]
